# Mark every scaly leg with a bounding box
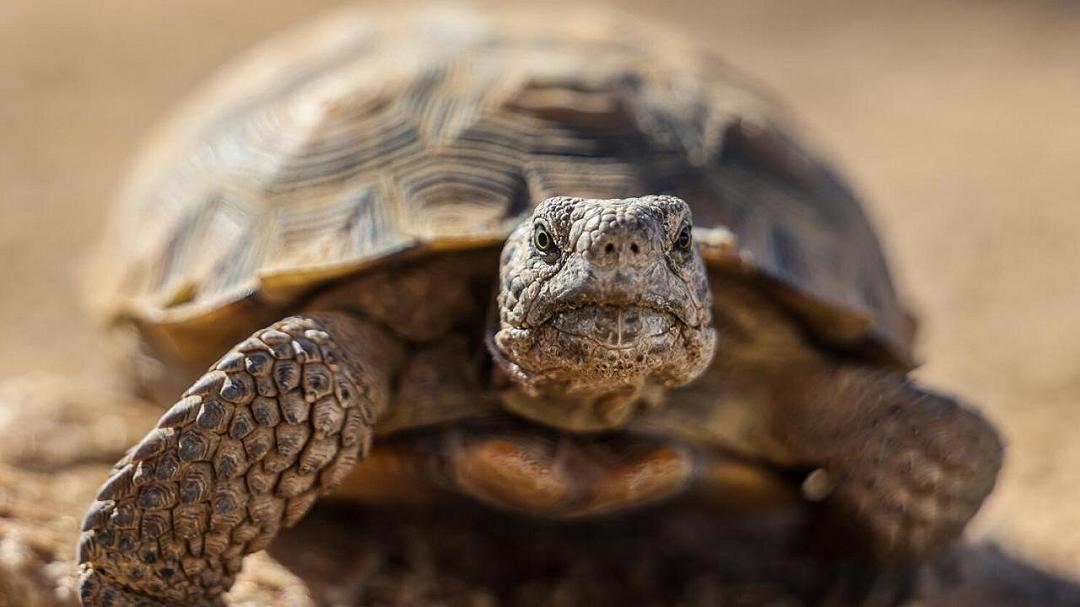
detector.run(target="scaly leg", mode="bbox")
[76,314,402,607]
[770,365,1003,561]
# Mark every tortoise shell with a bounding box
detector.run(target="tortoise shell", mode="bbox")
[91,6,915,381]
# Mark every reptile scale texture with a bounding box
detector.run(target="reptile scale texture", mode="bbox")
[75,6,1003,605]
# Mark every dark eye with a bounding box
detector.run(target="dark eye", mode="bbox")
[675,225,692,250]
[533,224,555,252]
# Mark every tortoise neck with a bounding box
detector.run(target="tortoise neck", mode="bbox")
[496,382,665,433]
[485,323,664,432]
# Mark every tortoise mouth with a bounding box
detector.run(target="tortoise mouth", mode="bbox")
[527,290,698,332]
[548,305,678,351]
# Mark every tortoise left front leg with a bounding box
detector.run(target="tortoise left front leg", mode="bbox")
[768,364,1004,561]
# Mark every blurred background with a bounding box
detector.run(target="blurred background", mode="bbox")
[1,0,1078,600]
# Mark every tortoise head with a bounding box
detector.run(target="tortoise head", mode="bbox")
[491,195,716,429]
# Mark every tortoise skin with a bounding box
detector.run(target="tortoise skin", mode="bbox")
[90,6,913,397]
[71,7,1004,607]
[77,314,398,605]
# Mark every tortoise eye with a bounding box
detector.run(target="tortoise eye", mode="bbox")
[533,224,555,252]
[675,225,692,250]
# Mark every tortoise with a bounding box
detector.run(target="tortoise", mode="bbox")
[75,6,1003,606]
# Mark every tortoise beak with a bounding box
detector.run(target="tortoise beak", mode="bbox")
[524,256,699,329]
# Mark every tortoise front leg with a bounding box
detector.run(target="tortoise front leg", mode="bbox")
[770,365,1004,561]
[76,313,402,607]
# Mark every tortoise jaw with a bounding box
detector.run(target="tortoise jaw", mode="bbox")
[522,264,702,331]
[491,313,716,410]
[547,304,679,351]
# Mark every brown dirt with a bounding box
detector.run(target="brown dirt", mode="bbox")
[1,0,1078,604]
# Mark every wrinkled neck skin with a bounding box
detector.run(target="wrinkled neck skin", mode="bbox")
[488,195,716,432]
[487,326,671,432]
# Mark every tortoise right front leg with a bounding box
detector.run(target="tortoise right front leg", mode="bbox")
[77,313,402,607]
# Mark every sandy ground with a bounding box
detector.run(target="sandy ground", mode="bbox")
[1,0,1079,596]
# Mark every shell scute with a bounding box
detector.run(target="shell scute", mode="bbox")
[93,7,914,376]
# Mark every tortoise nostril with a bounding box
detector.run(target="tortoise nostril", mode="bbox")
[630,242,640,255]
[604,243,615,254]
